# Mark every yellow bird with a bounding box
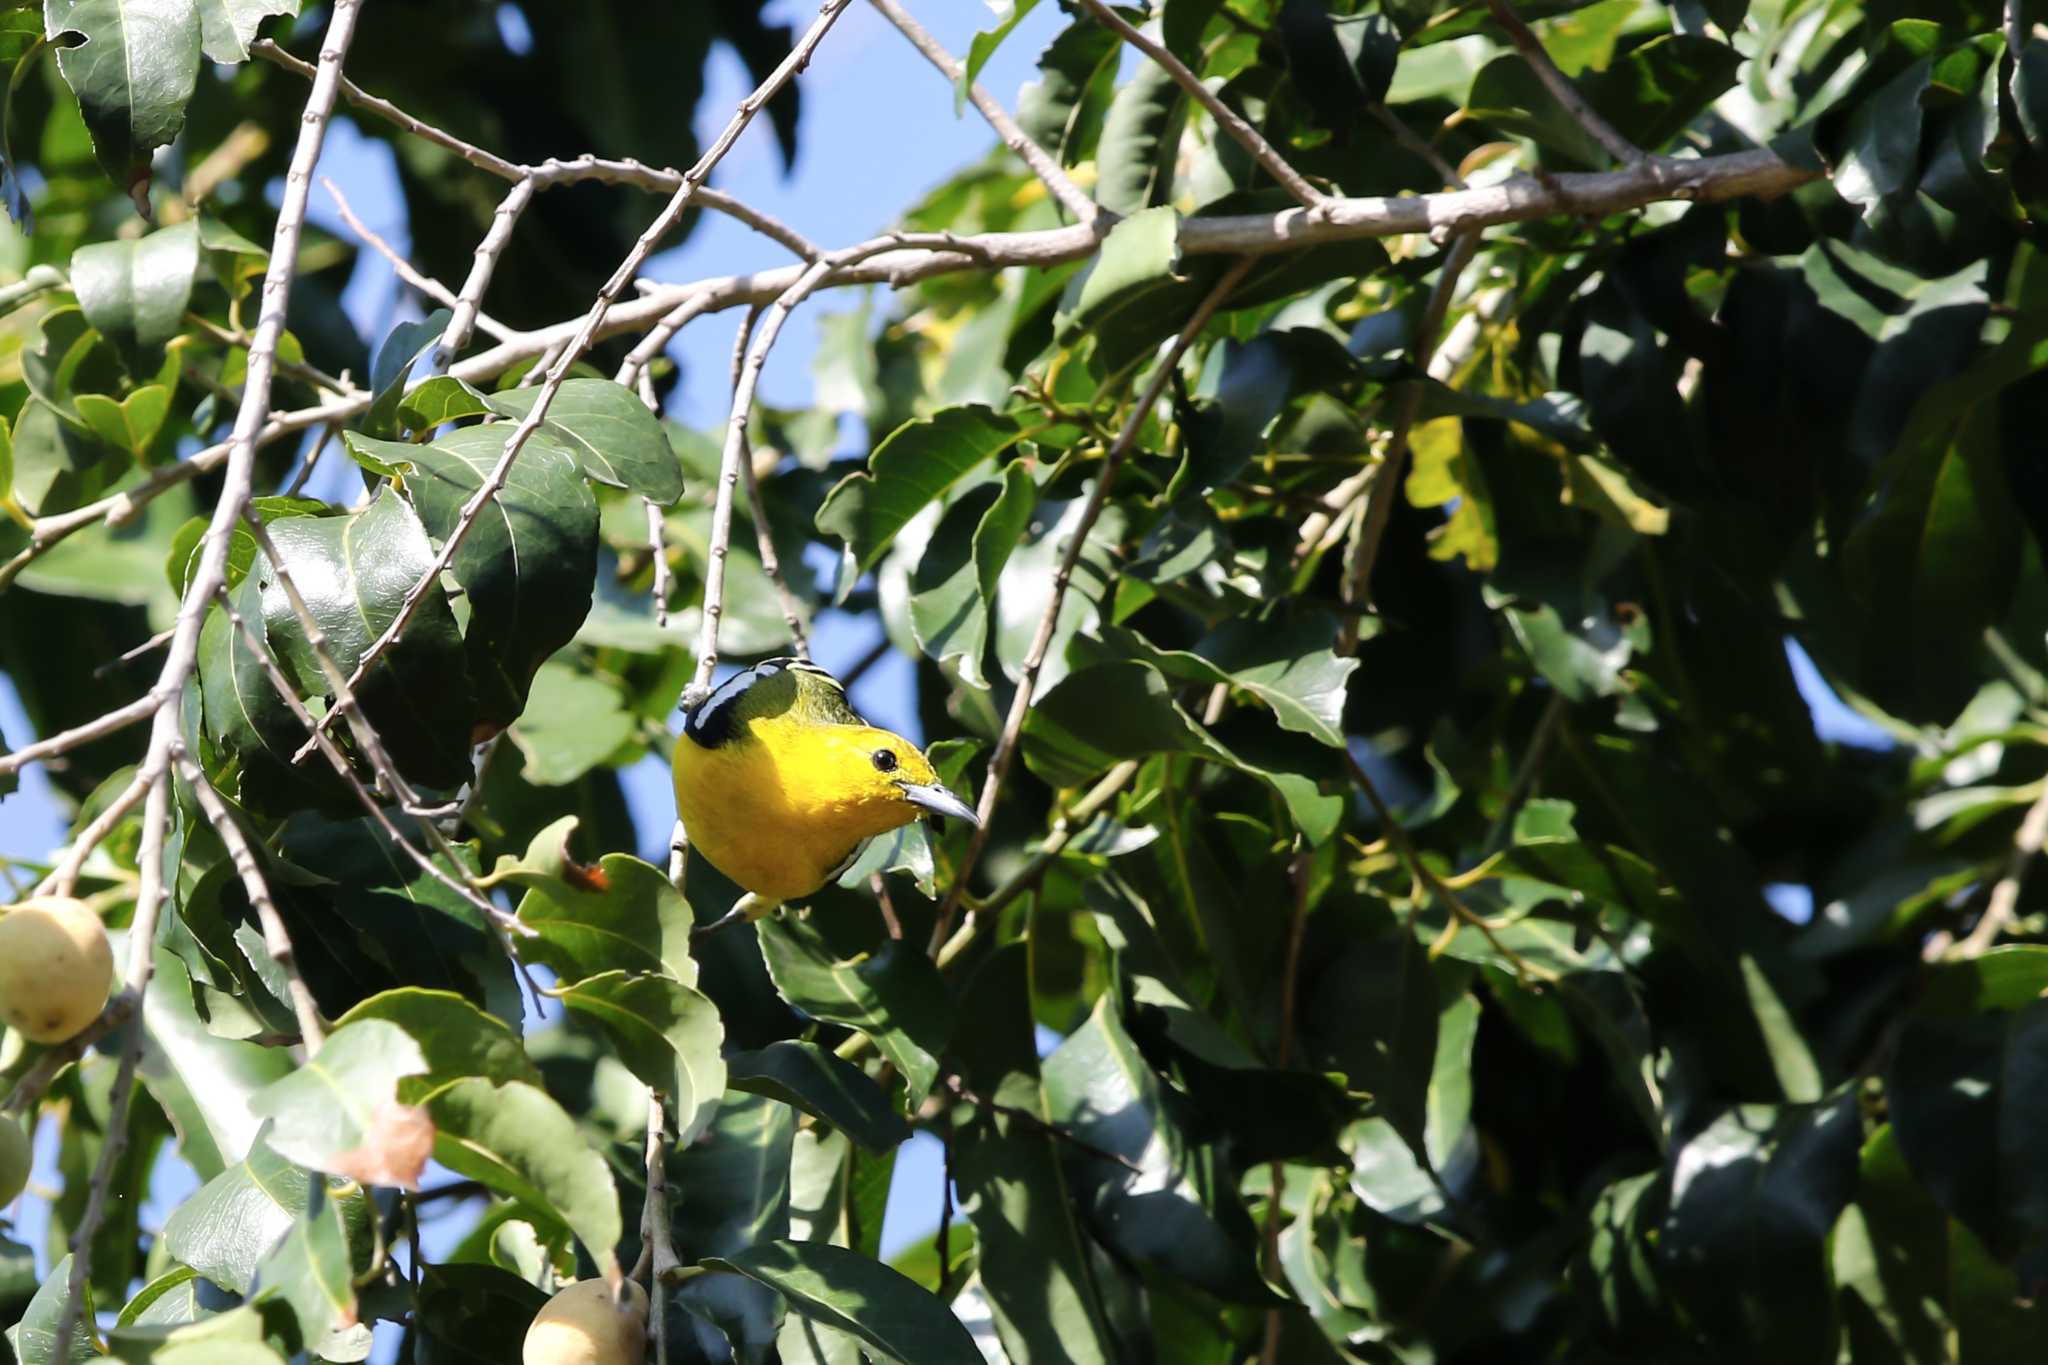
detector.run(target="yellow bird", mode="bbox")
[672,657,978,928]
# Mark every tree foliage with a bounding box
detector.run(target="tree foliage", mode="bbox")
[0,0,2045,1361]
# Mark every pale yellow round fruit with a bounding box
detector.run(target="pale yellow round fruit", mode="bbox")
[522,1279,648,1365]
[0,897,114,1043]
[0,1116,28,1207]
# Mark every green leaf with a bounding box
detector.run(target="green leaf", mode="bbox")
[360,309,451,438]
[909,463,1037,688]
[1660,1093,1862,1359]
[1017,18,1119,167]
[484,377,686,505]
[361,425,600,730]
[497,819,700,985]
[1465,34,1741,168]
[1888,1000,2048,1274]
[950,946,1118,1365]
[1404,415,1498,573]
[1041,995,1266,1299]
[961,0,1039,111]
[46,0,202,188]
[250,1180,354,1355]
[69,220,198,367]
[9,1255,97,1365]
[138,948,295,1178]
[1095,613,1357,747]
[247,1018,429,1177]
[331,987,541,1102]
[74,383,170,460]
[504,660,636,786]
[814,404,1026,585]
[394,374,492,432]
[162,1139,313,1294]
[704,1240,985,1365]
[1023,660,1236,787]
[1346,990,1480,1224]
[222,485,476,796]
[1095,46,1185,213]
[1054,205,1183,363]
[727,1040,911,1154]
[550,970,725,1142]
[195,0,298,63]
[427,1077,623,1276]
[756,916,954,1109]
[670,1091,794,1361]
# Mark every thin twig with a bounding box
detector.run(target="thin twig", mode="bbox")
[866,0,1099,224]
[1344,228,1482,631]
[0,152,1812,618]
[428,176,534,374]
[0,993,137,1119]
[297,0,857,762]
[929,257,1257,953]
[1073,0,1325,210]
[1343,749,1555,983]
[1481,691,1568,854]
[683,234,927,707]
[727,303,808,658]
[1259,850,1313,1365]
[39,772,150,898]
[1484,0,1646,167]
[642,1095,676,1364]
[1955,782,2048,957]
[975,760,1140,921]
[51,10,365,1343]
[170,746,324,1055]
[51,773,168,1365]
[321,178,512,340]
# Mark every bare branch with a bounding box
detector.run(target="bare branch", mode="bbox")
[866,0,1100,224]
[641,1096,678,1365]
[1072,0,1326,210]
[614,292,720,393]
[1484,0,1645,167]
[0,149,1813,621]
[685,236,924,706]
[322,177,512,340]
[171,745,325,1055]
[38,772,151,898]
[429,176,534,374]
[645,499,674,631]
[728,304,808,660]
[294,0,857,761]
[51,773,167,1365]
[929,256,1258,952]
[252,37,524,182]
[1955,781,2048,957]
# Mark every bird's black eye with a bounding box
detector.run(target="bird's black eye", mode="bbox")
[871,749,899,774]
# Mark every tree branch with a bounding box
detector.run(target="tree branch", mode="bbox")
[866,0,1100,225]
[170,745,326,1055]
[429,176,533,373]
[1485,0,1645,167]
[294,0,857,760]
[1073,0,1326,210]
[727,303,808,660]
[929,256,1258,952]
[320,177,512,340]
[1955,781,2048,957]
[0,149,1815,635]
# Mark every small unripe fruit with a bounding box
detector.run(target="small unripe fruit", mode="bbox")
[0,897,113,1043]
[523,1279,648,1365]
[0,1117,28,1207]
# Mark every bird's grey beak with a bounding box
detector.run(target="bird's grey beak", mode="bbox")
[899,781,980,826]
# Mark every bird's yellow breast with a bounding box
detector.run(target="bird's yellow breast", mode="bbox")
[672,716,920,902]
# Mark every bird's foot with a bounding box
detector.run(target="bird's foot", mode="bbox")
[689,893,781,940]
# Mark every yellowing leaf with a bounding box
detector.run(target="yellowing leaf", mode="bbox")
[1403,416,1498,573]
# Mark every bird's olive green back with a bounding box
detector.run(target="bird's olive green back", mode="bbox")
[682,657,864,749]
